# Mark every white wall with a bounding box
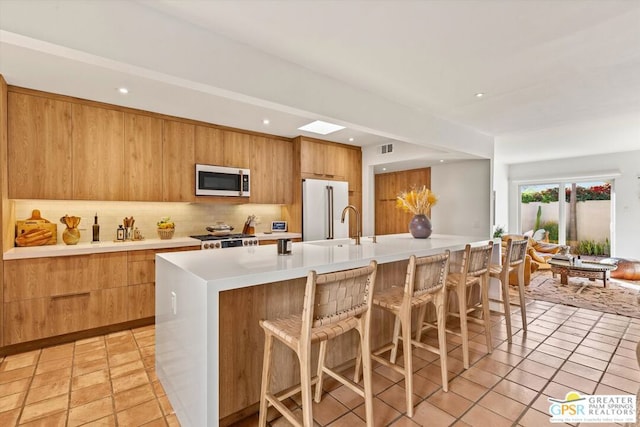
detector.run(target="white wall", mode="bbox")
[361,138,492,238]
[505,150,640,259]
[431,160,491,237]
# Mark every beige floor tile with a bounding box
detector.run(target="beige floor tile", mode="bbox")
[116,399,163,426]
[0,377,30,398]
[492,379,538,405]
[108,349,141,367]
[560,361,603,382]
[39,343,74,363]
[19,394,68,424]
[505,368,548,391]
[0,391,26,413]
[410,400,456,426]
[460,404,513,427]
[516,358,558,378]
[30,367,72,389]
[376,384,413,415]
[70,382,112,408]
[67,396,114,427]
[352,397,401,426]
[72,369,110,390]
[35,357,72,375]
[166,413,181,427]
[81,414,117,426]
[388,415,420,427]
[553,370,598,394]
[0,407,21,426]
[308,394,349,425]
[109,359,145,379]
[18,410,67,427]
[158,394,175,416]
[328,384,366,410]
[426,389,473,418]
[447,376,488,402]
[0,365,36,384]
[73,348,108,366]
[477,390,526,420]
[600,372,639,394]
[0,352,38,373]
[111,369,150,394]
[25,378,70,405]
[459,366,502,388]
[113,383,156,412]
[472,357,512,376]
[73,357,108,377]
[327,411,367,427]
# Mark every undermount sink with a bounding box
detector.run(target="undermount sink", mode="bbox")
[306,237,376,247]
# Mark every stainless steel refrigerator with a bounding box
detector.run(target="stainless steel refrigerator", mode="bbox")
[302,179,349,241]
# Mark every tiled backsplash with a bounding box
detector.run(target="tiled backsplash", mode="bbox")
[14,200,284,244]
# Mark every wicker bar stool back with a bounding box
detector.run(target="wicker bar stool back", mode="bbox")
[358,251,450,418]
[418,242,494,369]
[489,238,529,341]
[258,260,378,427]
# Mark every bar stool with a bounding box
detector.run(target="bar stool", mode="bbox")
[360,251,450,418]
[489,238,529,341]
[417,242,494,369]
[258,261,377,427]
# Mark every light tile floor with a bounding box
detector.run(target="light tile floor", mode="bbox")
[1,271,638,426]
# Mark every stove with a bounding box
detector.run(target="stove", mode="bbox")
[190,233,258,250]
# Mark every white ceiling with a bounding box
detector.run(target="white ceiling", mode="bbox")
[1,0,639,165]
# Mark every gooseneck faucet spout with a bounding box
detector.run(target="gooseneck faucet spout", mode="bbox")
[340,205,361,245]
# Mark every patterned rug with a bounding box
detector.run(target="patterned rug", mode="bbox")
[525,272,640,318]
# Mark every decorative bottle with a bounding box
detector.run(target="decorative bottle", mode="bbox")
[92,213,100,243]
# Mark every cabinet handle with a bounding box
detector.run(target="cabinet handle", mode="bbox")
[51,292,91,300]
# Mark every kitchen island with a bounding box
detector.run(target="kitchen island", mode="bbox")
[155,233,492,427]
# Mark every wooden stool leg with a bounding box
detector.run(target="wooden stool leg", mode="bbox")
[390,315,402,364]
[358,322,374,427]
[500,274,513,343]
[415,305,427,342]
[480,276,493,354]
[434,295,449,392]
[517,265,527,332]
[457,284,470,369]
[353,343,362,384]
[315,341,328,403]
[299,344,313,427]
[259,333,274,427]
[400,313,414,418]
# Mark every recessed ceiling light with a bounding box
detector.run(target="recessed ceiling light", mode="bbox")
[262,119,270,125]
[298,120,345,135]
[117,87,129,94]
[382,167,387,171]
[475,93,484,98]
[348,137,354,142]
[439,159,445,163]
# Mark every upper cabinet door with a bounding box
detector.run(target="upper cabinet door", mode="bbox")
[124,113,163,201]
[7,92,73,200]
[194,125,223,165]
[162,120,195,202]
[250,137,293,204]
[72,104,125,200]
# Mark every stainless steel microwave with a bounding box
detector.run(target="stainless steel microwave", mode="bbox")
[195,164,250,197]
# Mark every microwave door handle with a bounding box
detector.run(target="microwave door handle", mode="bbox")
[238,170,244,196]
[327,185,334,239]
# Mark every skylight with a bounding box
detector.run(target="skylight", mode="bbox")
[298,120,345,135]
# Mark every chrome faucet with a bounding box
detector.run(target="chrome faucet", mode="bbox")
[341,205,361,245]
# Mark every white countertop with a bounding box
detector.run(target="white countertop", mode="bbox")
[2,232,303,260]
[156,233,489,292]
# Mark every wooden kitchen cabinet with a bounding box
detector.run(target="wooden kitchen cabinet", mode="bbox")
[300,137,343,179]
[194,125,223,165]
[7,91,73,200]
[124,113,163,201]
[127,246,198,321]
[251,137,293,204]
[163,120,195,202]
[72,104,125,200]
[3,253,128,345]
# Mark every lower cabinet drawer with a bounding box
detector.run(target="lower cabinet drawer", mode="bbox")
[128,283,155,321]
[4,288,129,345]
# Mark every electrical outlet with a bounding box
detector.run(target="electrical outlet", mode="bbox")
[171,291,177,315]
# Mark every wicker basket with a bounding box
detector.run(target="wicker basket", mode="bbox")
[157,228,175,240]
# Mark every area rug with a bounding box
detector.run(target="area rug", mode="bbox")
[524,273,640,319]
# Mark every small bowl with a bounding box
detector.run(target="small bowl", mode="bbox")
[157,228,175,240]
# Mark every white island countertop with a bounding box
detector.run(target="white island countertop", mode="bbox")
[155,232,493,427]
[157,233,489,292]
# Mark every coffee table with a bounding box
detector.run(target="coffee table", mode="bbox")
[548,259,617,287]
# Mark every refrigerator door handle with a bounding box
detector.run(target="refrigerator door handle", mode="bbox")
[327,185,334,239]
